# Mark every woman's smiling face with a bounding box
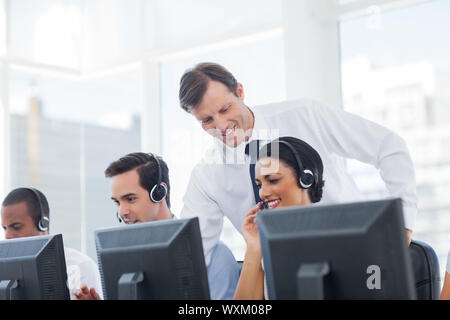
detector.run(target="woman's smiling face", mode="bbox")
[255,157,310,210]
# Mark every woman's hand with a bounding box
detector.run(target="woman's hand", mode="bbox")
[234,202,266,300]
[241,202,265,250]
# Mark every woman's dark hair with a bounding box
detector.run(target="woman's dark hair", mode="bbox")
[258,137,325,203]
[2,187,50,230]
[179,62,238,112]
[104,152,171,208]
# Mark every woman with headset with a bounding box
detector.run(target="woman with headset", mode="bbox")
[233,136,325,300]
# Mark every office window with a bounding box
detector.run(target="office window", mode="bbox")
[147,0,282,49]
[83,0,140,70]
[0,63,5,220]
[8,69,141,258]
[338,0,361,4]
[9,0,83,69]
[0,0,6,237]
[0,0,5,57]
[161,34,286,260]
[340,0,450,276]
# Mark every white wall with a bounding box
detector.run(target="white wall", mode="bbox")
[282,0,342,108]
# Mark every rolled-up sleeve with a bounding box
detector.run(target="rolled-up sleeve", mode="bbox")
[310,100,418,231]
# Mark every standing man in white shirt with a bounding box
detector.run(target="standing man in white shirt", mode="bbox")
[178,62,417,267]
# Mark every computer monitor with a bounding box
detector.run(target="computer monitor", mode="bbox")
[95,217,210,300]
[0,234,70,300]
[257,198,417,299]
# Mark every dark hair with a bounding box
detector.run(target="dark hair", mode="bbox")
[104,152,171,208]
[2,187,50,230]
[258,137,325,203]
[179,62,238,112]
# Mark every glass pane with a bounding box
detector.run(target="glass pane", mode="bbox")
[148,0,282,49]
[9,70,141,125]
[8,69,141,260]
[161,35,286,260]
[83,0,140,70]
[0,0,6,57]
[337,0,362,5]
[9,0,82,69]
[340,0,450,277]
[0,62,6,241]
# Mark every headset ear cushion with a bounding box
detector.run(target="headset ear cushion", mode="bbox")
[299,169,314,189]
[150,184,167,203]
[38,216,50,232]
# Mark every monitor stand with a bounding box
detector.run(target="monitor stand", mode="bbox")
[297,262,330,300]
[0,280,19,300]
[118,272,144,300]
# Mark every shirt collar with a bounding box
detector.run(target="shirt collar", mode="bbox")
[246,106,277,145]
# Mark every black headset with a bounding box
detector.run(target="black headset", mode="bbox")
[117,153,168,223]
[25,187,49,232]
[274,139,317,189]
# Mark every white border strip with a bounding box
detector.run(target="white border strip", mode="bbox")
[338,0,434,20]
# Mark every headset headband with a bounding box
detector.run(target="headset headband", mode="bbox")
[273,139,316,189]
[117,153,167,223]
[25,187,49,232]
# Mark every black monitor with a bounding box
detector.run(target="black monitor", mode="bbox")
[95,217,210,300]
[0,234,70,300]
[257,198,417,299]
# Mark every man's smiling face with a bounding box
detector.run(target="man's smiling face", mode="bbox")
[190,80,253,148]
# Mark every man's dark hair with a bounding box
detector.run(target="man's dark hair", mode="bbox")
[104,152,171,208]
[2,187,50,230]
[179,62,238,112]
[259,137,325,203]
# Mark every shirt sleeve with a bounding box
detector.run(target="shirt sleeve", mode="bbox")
[65,248,104,299]
[447,250,450,274]
[308,99,418,231]
[78,259,104,300]
[180,164,224,266]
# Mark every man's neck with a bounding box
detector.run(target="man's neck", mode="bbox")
[156,201,174,220]
[245,106,255,142]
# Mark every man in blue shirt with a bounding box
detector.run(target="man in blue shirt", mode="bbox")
[78,152,238,300]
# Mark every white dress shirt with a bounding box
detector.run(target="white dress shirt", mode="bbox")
[180,98,418,265]
[65,247,104,299]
